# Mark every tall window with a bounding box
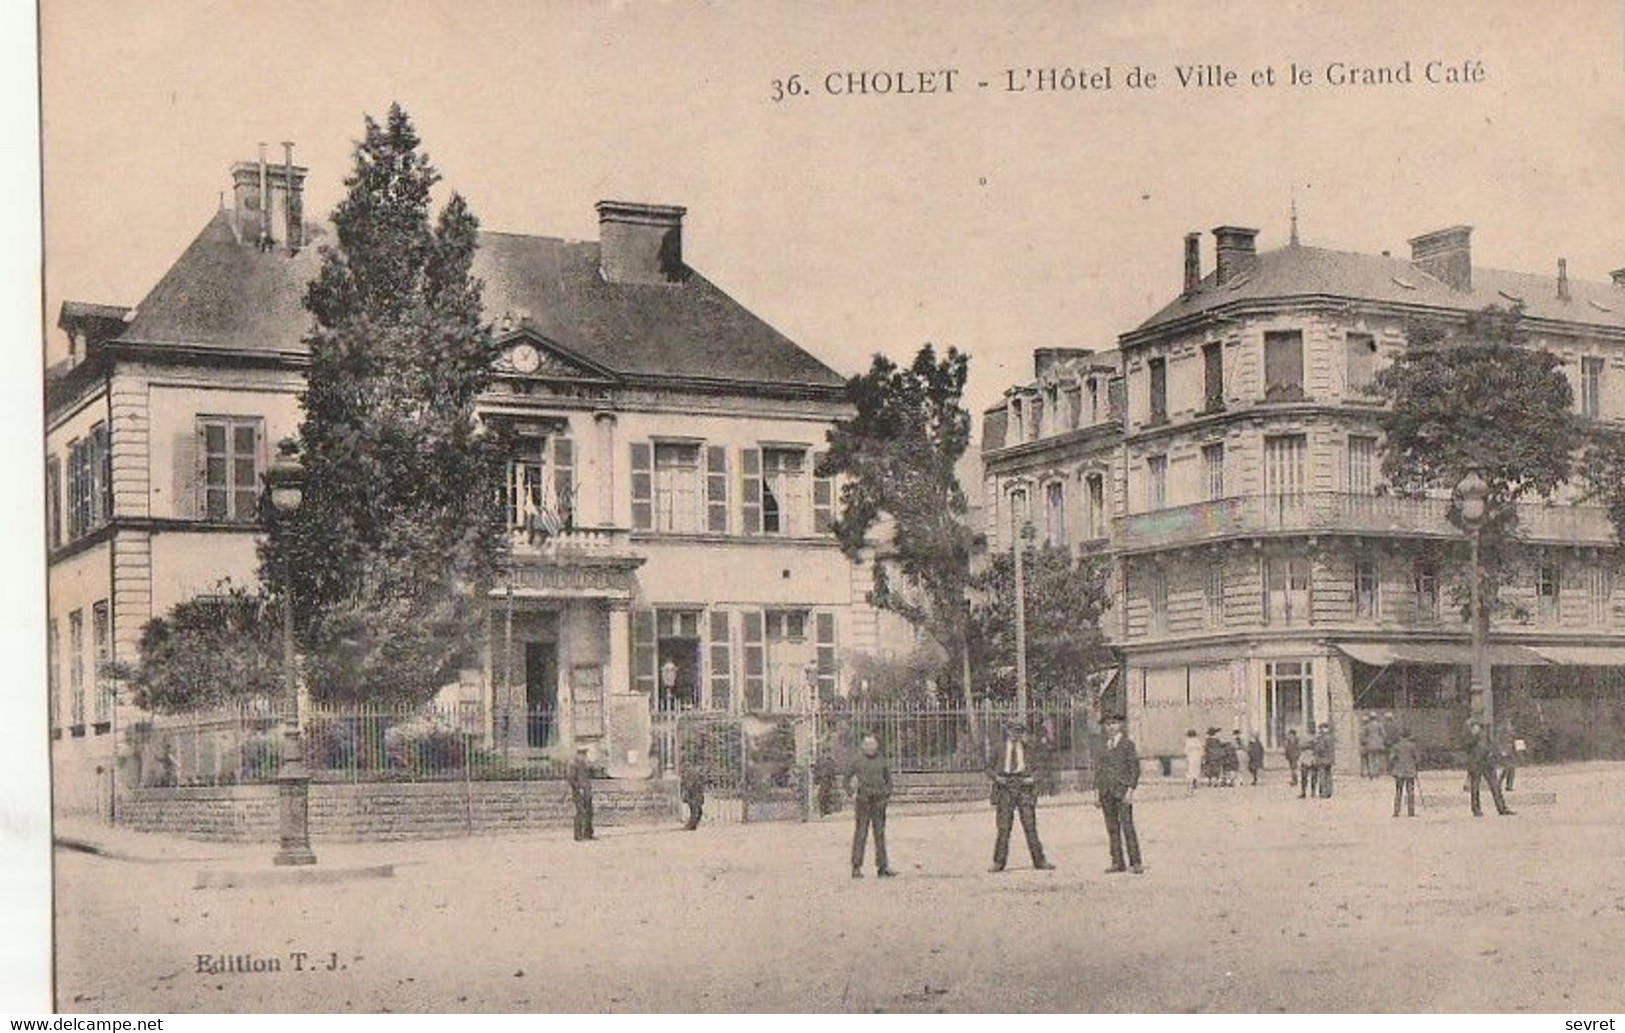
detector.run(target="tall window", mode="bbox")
[653,443,703,533]
[68,609,84,731]
[1087,379,1100,424]
[1582,357,1605,419]
[1010,399,1025,443]
[1146,454,1168,510]
[1008,486,1030,545]
[1044,385,1060,435]
[1147,566,1169,635]
[92,601,111,728]
[1265,661,1315,748]
[1346,435,1377,495]
[1346,333,1378,395]
[1264,330,1306,401]
[1202,342,1224,412]
[1264,434,1308,498]
[765,609,813,710]
[1537,562,1562,623]
[66,423,111,539]
[200,417,261,523]
[762,448,809,535]
[1204,562,1225,627]
[46,456,62,549]
[1148,358,1168,424]
[1084,473,1105,539]
[1355,558,1380,619]
[1263,555,1311,626]
[1201,443,1226,501]
[1413,560,1439,621]
[1045,481,1067,548]
[511,432,574,534]
[1064,385,1083,430]
[1590,567,1614,626]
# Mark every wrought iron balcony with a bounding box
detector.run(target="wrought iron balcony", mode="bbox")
[1113,492,1616,552]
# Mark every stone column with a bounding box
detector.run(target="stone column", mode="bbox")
[594,412,618,527]
[603,601,650,778]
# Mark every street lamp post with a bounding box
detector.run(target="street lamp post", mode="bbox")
[1456,470,1492,729]
[1014,519,1034,722]
[265,453,316,867]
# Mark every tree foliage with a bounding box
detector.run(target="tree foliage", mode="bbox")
[260,104,507,704]
[118,586,282,713]
[970,545,1115,702]
[818,345,977,693]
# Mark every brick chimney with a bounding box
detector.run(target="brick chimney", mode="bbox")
[1212,226,1259,286]
[1183,232,1202,295]
[597,201,687,285]
[1408,225,1473,291]
[1557,258,1571,301]
[230,145,307,253]
[1034,347,1093,378]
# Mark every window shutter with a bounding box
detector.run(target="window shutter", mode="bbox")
[708,609,733,711]
[705,445,729,534]
[630,442,653,531]
[815,611,837,701]
[45,456,61,549]
[741,448,762,534]
[553,436,575,527]
[813,451,834,534]
[632,608,657,694]
[742,610,765,711]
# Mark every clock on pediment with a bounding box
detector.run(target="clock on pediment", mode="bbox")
[509,342,542,374]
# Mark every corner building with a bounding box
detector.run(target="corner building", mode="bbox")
[984,224,1625,772]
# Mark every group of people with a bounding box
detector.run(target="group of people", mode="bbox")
[845,715,1146,879]
[1281,724,1338,798]
[1183,728,1265,789]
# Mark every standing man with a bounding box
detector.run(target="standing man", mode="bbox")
[988,723,1055,873]
[1096,714,1143,875]
[1315,722,1336,798]
[1497,718,1519,792]
[679,759,706,831]
[1283,727,1303,788]
[1389,728,1420,818]
[846,733,896,878]
[1245,731,1265,786]
[567,745,596,841]
[1465,718,1515,817]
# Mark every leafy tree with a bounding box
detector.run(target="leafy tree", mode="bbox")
[260,104,507,704]
[116,586,282,713]
[970,544,1115,703]
[819,345,979,710]
[1375,304,1582,713]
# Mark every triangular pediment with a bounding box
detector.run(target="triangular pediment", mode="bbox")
[492,325,619,384]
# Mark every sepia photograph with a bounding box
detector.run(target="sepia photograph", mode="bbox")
[19,0,1625,1016]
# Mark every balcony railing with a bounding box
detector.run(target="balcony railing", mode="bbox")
[1114,493,1616,552]
[508,522,637,561]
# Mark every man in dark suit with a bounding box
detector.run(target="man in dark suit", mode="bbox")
[1465,718,1515,817]
[1096,714,1143,874]
[988,723,1055,872]
[566,745,596,841]
[846,733,896,878]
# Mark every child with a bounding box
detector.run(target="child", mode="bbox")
[1246,732,1265,785]
[1183,729,1205,792]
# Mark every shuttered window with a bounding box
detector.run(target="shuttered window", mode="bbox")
[742,611,766,710]
[815,611,838,701]
[45,456,61,549]
[68,610,85,730]
[813,452,834,534]
[741,448,763,534]
[632,609,658,694]
[708,610,733,710]
[92,601,111,728]
[630,443,653,531]
[706,446,729,533]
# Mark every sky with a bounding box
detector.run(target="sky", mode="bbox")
[39,0,1625,424]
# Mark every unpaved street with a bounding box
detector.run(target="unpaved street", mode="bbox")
[55,763,1625,1012]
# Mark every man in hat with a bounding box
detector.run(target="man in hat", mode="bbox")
[1314,722,1336,798]
[1465,717,1514,817]
[1096,714,1143,874]
[988,722,1054,872]
[566,744,596,841]
[846,733,896,878]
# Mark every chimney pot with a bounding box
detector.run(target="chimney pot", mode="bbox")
[230,149,308,254]
[1557,258,1571,301]
[596,200,687,285]
[1183,232,1202,295]
[1408,225,1473,292]
[1212,225,1259,286]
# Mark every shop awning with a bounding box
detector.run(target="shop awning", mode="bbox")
[1529,645,1625,667]
[1334,642,1550,667]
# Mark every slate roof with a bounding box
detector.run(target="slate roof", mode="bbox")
[1133,243,1625,338]
[113,210,846,392]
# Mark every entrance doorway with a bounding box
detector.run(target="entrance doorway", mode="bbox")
[656,612,702,712]
[525,641,558,748]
